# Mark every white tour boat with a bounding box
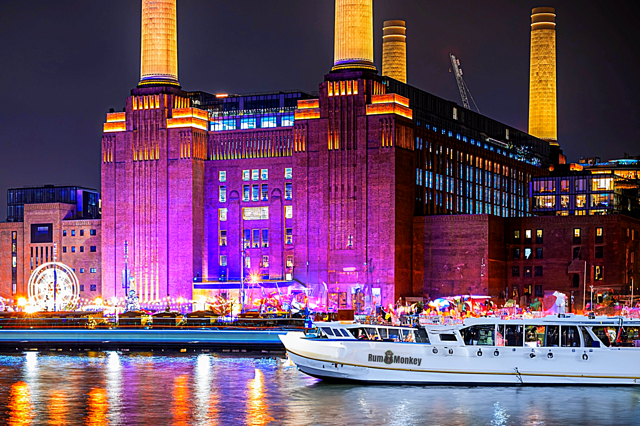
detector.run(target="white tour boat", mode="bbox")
[279,314,640,385]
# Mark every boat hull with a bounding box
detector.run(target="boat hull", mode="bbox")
[281,332,640,386]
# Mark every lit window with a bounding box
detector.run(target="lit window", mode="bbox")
[285,168,292,179]
[524,230,532,244]
[241,117,256,130]
[219,171,226,182]
[219,230,227,247]
[252,185,259,201]
[285,183,292,200]
[261,184,268,201]
[513,230,520,244]
[285,228,293,245]
[347,234,354,249]
[594,265,603,281]
[524,267,532,277]
[262,116,276,128]
[536,229,543,244]
[595,227,603,244]
[71,230,75,236]
[261,169,268,180]
[243,185,250,202]
[262,255,270,268]
[573,228,581,244]
[220,255,227,266]
[71,247,76,253]
[219,208,228,221]
[243,170,250,181]
[286,255,293,268]
[524,248,532,260]
[90,268,97,273]
[252,229,260,248]
[245,256,251,269]
[243,230,251,248]
[80,268,85,273]
[219,186,227,202]
[243,207,269,220]
[252,169,259,181]
[63,230,67,237]
[285,205,293,219]
[282,113,294,127]
[262,229,269,248]
[90,229,97,236]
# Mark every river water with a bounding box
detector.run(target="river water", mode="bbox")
[0,352,638,425]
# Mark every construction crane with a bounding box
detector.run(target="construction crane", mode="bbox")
[449,53,480,113]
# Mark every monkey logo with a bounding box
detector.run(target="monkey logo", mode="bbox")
[384,350,394,365]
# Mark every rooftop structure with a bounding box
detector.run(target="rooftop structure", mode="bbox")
[139,0,179,87]
[332,0,375,72]
[528,7,558,144]
[382,20,407,83]
[6,185,100,223]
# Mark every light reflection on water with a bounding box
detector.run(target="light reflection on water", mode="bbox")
[0,352,638,425]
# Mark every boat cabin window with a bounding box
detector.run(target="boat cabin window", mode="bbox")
[365,327,382,340]
[321,327,335,337]
[461,325,495,346]
[337,329,351,337]
[501,325,523,347]
[399,329,414,342]
[561,325,581,347]
[525,325,545,347]
[546,325,559,347]
[580,326,598,348]
[415,328,429,343]
[439,333,458,342]
[378,328,388,340]
[593,326,640,347]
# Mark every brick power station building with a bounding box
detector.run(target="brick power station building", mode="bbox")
[2,1,637,310]
[99,0,556,309]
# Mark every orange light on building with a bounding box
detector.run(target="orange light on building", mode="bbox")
[333,0,376,72]
[367,94,413,119]
[296,99,320,109]
[371,94,409,108]
[294,109,321,120]
[106,112,126,123]
[168,108,209,130]
[103,122,126,133]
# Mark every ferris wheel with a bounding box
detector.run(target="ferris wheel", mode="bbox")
[27,262,80,311]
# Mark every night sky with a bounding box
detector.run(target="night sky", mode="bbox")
[1,0,639,219]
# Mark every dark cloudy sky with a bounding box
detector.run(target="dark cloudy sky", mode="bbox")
[1,0,639,220]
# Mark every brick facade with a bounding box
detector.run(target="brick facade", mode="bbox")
[0,203,101,302]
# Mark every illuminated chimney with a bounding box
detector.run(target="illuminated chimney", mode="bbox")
[332,0,376,72]
[139,0,180,87]
[382,20,406,83]
[528,7,557,144]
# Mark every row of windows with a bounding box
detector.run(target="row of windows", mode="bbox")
[217,206,293,222]
[532,177,615,193]
[219,183,292,203]
[512,247,544,260]
[511,266,543,277]
[62,246,97,253]
[534,194,618,210]
[62,229,97,237]
[513,228,606,245]
[74,268,98,274]
[79,284,98,292]
[218,168,293,183]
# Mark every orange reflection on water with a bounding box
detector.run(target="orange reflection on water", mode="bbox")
[49,390,68,426]
[85,388,108,426]
[172,375,190,426]
[246,369,273,426]
[8,381,33,426]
